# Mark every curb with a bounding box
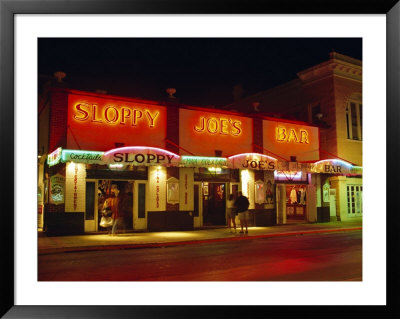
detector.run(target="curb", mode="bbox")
[38,227,362,255]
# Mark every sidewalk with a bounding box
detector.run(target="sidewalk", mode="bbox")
[38,220,362,255]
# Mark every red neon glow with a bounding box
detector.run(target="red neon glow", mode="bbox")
[73,103,159,128]
[194,116,242,136]
[263,120,319,162]
[180,109,252,157]
[276,126,310,144]
[67,94,167,151]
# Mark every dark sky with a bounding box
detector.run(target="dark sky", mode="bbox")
[38,38,362,107]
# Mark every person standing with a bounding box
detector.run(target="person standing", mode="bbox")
[226,194,236,233]
[109,184,122,236]
[234,191,250,234]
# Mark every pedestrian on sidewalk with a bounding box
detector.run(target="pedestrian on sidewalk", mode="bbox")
[234,191,250,234]
[226,194,236,233]
[110,184,123,236]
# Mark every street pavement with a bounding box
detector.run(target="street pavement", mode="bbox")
[38,219,362,255]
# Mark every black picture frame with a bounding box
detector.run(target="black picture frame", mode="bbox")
[1,0,399,318]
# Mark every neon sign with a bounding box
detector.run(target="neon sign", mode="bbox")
[276,126,309,144]
[312,159,353,174]
[194,116,242,136]
[73,103,159,128]
[228,153,277,170]
[104,146,180,166]
[181,155,228,168]
[47,147,62,166]
[62,150,103,164]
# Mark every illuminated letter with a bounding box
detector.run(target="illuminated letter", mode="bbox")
[124,153,134,163]
[145,110,159,128]
[194,117,205,132]
[287,129,299,143]
[299,129,309,144]
[268,162,275,170]
[324,165,331,173]
[147,154,156,163]
[91,104,102,123]
[231,121,242,136]
[135,154,145,163]
[104,106,119,123]
[132,110,143,126]
[207,118,218,133]
[220,119,229,135]
[156,154,165,163]
[166,155,175,164]
[113,153,124,162]
[74,103,90,121]
[121,107,131,125]
[276,127,287,141]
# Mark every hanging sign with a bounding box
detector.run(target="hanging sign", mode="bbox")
[47,147,62,166]
[104,146,180,166]
[49,174,65,205]
[62,150,104,164]
[228,153,277,170]
[311,159,353,175]
[180,156,228,168]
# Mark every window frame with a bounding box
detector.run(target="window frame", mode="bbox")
[345,100,362,141]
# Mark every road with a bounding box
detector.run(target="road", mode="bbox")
[38,230,362,281]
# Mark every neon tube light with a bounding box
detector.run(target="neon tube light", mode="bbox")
[47,147,62,166]
[274,171,302,179]
[314,159,353,168]
[181,155,227,161]
[228,152,277,161]
[104,146,180,157]
[108,163,124,169]
[61,149,104,162]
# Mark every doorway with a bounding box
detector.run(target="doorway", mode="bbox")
[203,183,226,226]
[97,180,134,231]
[285,184,307,222]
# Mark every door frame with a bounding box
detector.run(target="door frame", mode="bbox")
[193,182,203,228]
[134,180,147,230]
[85,179,98,233]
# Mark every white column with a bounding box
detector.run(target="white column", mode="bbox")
[179,168,194,211]
[240,169,255,209]
[148,166,167,211]
[65,162,86,212]
[330,176,348,221]
[276,184,286,224]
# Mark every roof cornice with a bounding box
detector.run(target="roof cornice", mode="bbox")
[297,53,362,82]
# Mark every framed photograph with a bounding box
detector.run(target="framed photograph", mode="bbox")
[2,0,399,318]
[167,179,180,203]
[254,180,265,204]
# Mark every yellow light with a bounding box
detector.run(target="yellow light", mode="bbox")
[241,169,250,197]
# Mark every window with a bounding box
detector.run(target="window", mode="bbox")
[346,101,362,140]
[346,185,362,216]
[309,103,321,124]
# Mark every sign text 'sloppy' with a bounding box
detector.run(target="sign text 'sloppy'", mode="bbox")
[73,103,159,128]
[113,153,176,164]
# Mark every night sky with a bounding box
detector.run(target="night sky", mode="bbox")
[38,38,362,107]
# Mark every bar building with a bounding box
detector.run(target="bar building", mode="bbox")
[37,53,362,236]
[226,52,363,224]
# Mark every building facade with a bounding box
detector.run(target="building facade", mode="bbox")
[38,67,362,235]
[226,52,363,223]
